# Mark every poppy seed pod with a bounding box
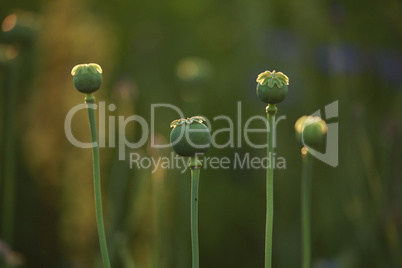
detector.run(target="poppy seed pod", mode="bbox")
[71,63,103,93]
[170,116,211,157]
[295,116,327,148]
[256,70,289,104]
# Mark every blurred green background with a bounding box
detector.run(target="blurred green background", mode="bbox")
[0,0,401,267]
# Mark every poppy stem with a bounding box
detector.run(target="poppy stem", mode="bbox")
[85,93,111,268]
[265,104,277,268]
[301,147,312,268]
[189,157,202,268]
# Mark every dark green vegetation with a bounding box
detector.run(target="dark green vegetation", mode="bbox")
[1,0,402,267]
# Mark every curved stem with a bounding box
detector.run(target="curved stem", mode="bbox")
[85,93,111,268]
[189,157,202,268]
[301,148,312,268]
[265,104,277,268]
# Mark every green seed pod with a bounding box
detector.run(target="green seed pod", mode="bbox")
[170,116,211,157]
[295,116,327,148]
[256,70,289,104]
[71,63,103,93]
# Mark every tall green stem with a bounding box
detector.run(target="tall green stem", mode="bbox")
[2,60,18,247]
[189,157,202,268]
[301,148,312,268]
[85,93,111,268]
[265,104,277,268]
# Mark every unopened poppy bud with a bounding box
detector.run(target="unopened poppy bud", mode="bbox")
[295,116,327,148]
[256,70,289,104]
[170,116,211,157]
[71,63,103,93]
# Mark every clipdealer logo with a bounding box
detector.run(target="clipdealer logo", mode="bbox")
[64,101,339,171]
[301,101,339,167]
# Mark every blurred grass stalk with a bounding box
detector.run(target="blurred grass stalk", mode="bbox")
[1,47,19,249]
[151,163,165,268]
[107,89,141,267]
[301,147,312,268]
[107,154,131,266]
[1,11,37,257]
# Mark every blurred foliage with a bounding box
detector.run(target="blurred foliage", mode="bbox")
[0,0,401,267]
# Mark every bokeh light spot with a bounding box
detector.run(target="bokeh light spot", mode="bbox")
[177,59,199,81]
[2,14,17,32]
[6,45,18,60]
